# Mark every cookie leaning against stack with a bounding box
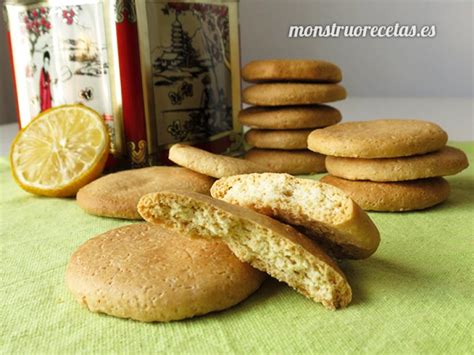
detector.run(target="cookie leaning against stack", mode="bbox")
[308,119,469,211]
[168,143,270,178]
[241,60,346,175]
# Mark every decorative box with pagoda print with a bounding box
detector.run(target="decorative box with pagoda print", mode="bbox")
[135,0,243,163]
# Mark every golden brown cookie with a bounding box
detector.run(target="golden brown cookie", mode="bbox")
[308,119,448,158]
[326,146,469,182]
[245,129,312,150]
[320,175,450,212]
[76,167,214,219]
[211,173,380,259]
[242,83,347,106]
[244,149,326,175]
[242,60,342,83]
[168,144,269,178]
[238,105,342,130]
[138,191,352,309]
[65,223,265,322]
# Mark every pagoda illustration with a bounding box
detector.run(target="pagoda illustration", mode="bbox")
[153,16,204,74]
[152,4,233,144]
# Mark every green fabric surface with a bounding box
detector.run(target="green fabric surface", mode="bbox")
[1,142,473,354]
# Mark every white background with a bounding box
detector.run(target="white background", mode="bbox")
[240,0,473,98]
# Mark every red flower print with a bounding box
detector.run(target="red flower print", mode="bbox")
[192,4,204,12]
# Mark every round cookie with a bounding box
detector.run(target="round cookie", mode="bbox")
[320,175,450,212]
[326,146,469,182]
[238,105,342,130]
[308,119,448,158]
[168,144,269,178]
[242,59,342,83]
[245,149,326,175]
[65,223,265,322]
[76,166,214,219]
[242,83,347,106]
[239,105,342,130]
[245,129,312,150]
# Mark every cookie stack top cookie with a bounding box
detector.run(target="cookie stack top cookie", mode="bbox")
[241,59,347,175]
[242,59,343,83]
[308,119,448,158]
[308,119,469,211]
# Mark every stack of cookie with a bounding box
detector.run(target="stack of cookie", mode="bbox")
[240,59,347,175]
[308,119,469,211]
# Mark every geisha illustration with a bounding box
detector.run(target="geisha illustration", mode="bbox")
[39,51,52,111]
[6,3,113,126]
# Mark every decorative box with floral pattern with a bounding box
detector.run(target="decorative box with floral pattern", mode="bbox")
[4,0,242,168]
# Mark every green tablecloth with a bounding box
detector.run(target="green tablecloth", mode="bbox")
[1,142,473,354]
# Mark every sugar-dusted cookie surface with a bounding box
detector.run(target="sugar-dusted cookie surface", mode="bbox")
[245,129,312,150]
[321,175,450,212]
[65,223,265,322]
[243,83,347,106]
[76,166,214,219]
[245,149,326,175]
[308,119,448,158]
[211,173,380,259]
[326,146,469,181]
[138,191,352,309]
[238,105,341,130]
[242,59,342,83]
[168,144,269,178]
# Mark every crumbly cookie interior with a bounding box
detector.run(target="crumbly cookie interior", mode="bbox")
[215,174,352,225]
[139,192,351,309]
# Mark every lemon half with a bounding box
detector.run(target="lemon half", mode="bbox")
[10,104,110,197]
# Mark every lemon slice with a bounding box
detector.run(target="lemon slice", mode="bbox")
[10,104,110,197]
